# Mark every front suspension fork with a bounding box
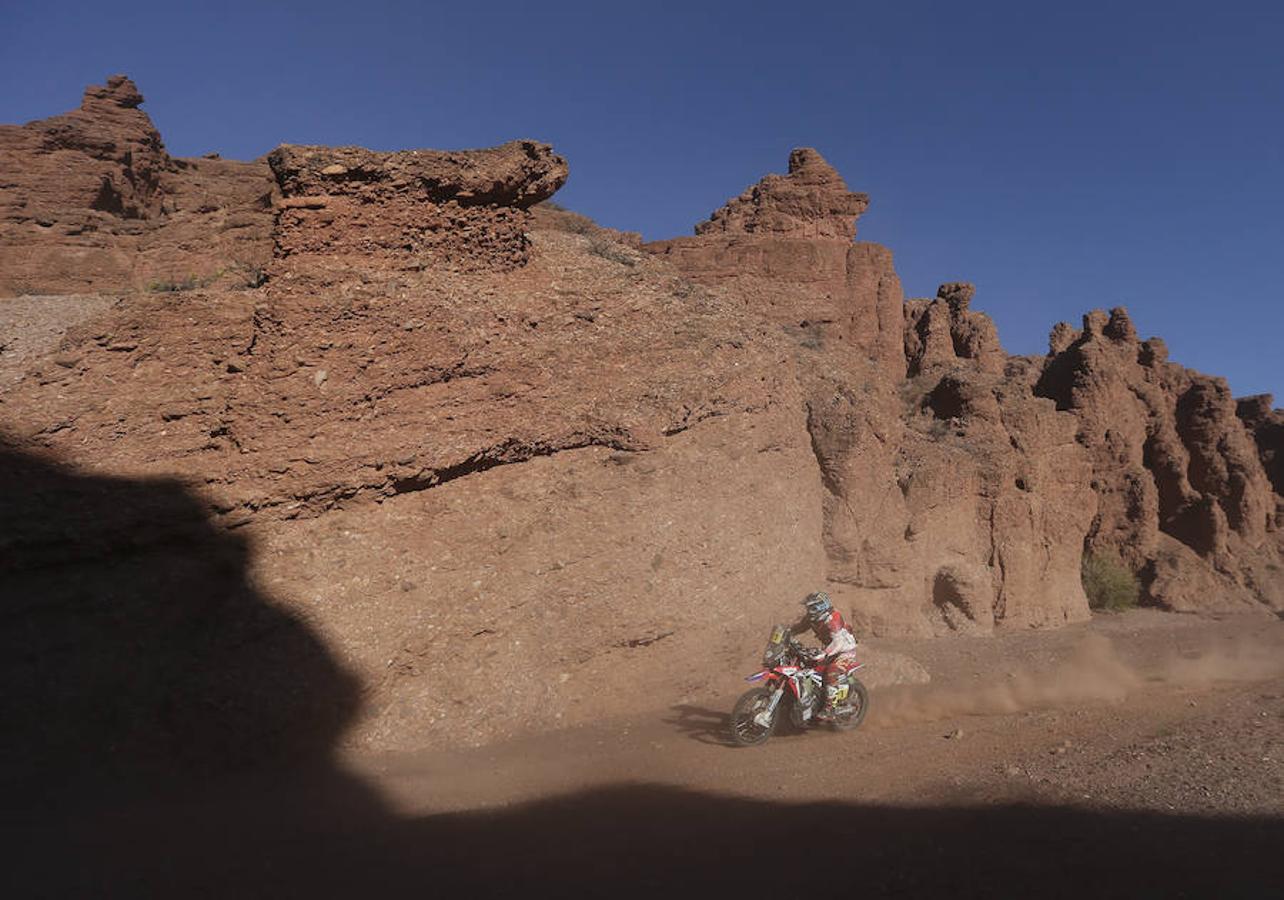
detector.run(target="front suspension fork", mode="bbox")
[755,685,786,727]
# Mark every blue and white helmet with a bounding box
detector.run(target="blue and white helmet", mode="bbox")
[802,591,832,621]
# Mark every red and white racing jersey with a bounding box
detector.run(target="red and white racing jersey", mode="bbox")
[792,609,857,658]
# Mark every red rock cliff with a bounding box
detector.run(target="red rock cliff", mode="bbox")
[648,150,1096,634]
[0,76,274,295]
[3,84,1282,762]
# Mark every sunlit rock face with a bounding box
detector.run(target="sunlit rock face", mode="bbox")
[0,75,276,295]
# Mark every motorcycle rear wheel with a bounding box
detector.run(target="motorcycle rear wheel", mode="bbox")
[730,687,777,746]
[830,678,869,731]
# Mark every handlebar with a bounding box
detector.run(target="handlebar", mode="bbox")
[765,627,824,666]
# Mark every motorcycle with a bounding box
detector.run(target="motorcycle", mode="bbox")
[730,623,869,746]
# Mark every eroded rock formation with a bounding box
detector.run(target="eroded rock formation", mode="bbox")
[1036,307,1282,611]
[0,76,275,295]
[1,80,832,751]
[904,282,1005,376]
[268,141,567,272]
[695,148,869,240]
[1238,394,1284,498]
[649,151,1096,635]
[648,148,904,374]
[2,79,1280,755]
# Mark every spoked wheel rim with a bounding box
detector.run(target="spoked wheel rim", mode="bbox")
[730,689,776,746]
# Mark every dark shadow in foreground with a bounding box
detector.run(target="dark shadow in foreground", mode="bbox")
[3,441,1281,898]
[12,780,1284,898]
[0,439,365,789]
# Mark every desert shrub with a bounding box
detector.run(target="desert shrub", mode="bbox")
[563,215,596,235]
[587,235,636,266]
[536,202,596,235]
[897,373,936,413]
[781,321,824,350]
[233,262,267,289]
[926,418,951,439]
[147,274,201,293]
[1081,552,1140,611]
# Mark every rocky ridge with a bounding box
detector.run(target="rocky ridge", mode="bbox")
[648,163,1096,635]
[650,152,1281,628]
[1,77,1280,760]
[1036,308,1282,611]
[268,141,567,272]
[0,76,275,295]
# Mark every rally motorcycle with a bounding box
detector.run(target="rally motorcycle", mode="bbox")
[730,624,869,746]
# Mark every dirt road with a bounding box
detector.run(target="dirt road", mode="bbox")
[345,610,1283,816]
[10,611,1284,897]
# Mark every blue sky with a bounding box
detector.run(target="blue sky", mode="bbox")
[3,1,1281,398]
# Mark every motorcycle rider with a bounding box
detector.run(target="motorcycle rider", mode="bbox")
[789,591,858,721]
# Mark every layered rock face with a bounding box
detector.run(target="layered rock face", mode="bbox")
[650,149,1282,626]
[2,79,1281,759]
[1036,309,1283,611]
[0,76,274,295]
[268,141,567,272]
[649,152,1096,634]
[2,80,830,754]
[648,149,904,374]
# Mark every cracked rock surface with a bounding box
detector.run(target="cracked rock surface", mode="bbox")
[2,80,1281,755]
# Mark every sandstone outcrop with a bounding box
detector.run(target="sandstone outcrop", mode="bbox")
[649,151,1095,635]
[904,282,1005,376]
[2,79,1280,760]
[1036,307,1282,611]
[0,76,275,295]
[2,80,831,753]
[268,141,567,272]
[647,148,904,375]
[1237,394,1284,499]
[695,148,869,240]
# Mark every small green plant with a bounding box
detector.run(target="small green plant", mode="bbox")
[557,213,596,235]
[236,262,267,288]
[587,235,636,267]
[897,373,935,412]
[147,274,201,293]
[1081,552,1140,611]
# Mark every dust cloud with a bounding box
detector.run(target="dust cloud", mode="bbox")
[871,633,1284,727]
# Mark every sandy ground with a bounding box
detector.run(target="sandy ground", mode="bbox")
[9,609,1283,897]
[350,609,1284,816]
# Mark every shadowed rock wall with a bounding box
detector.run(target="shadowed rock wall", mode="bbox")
[2,79,1280,755]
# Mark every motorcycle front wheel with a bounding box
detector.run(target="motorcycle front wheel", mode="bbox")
[830,677,869,731]
[730,687,778,747]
